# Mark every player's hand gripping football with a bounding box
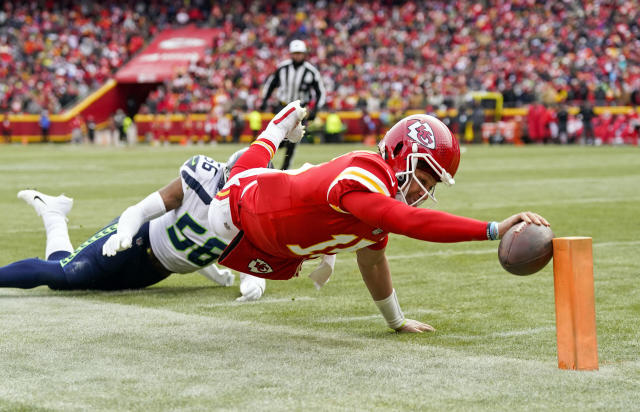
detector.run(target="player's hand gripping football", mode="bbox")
[266,100,308,143]
[102,233,133,256]
[395,319,436,333]
[497,211,550,238]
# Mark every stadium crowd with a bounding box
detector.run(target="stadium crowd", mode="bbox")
[1,0,640,144]
[140,0,640,117]
[2,0,640,116]
[0,1,191,114]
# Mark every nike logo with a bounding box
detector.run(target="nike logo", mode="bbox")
[33,195,47,205]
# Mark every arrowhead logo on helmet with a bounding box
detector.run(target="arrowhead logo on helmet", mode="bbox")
[378,114,460,207]
[407,120,436,149]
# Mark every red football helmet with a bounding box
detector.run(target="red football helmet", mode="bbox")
[378,114,460,206]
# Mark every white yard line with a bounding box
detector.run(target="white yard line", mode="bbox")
[0,292,630,412]
[446,326,557,341]
[447,195,640,210]
[316,308,443,323]
[0,295,542,357]
[201,295,317,307]
[376,240,640,261]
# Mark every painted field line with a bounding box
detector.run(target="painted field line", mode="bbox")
[0,295,551,357]
[371,240,640,262]
[317,308,442,324]
[490,326,556,337]
[5,225,85,234]
[4,294,604,412]
[201,296,317,308]
[0,295,549,366]
[446,326,556,341]
[448,195,640,211]
[315,314,380,323]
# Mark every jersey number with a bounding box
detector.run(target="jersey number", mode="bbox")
[185,155,218,173]
[287,234,375,256]
[167,213,227,266]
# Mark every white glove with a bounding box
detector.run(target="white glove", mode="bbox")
[102,233,133,256]
[199,265,235,286]
[308,254,336,290]
[286,122,306,143]
[236,273,266,302]
[265,100,308,143]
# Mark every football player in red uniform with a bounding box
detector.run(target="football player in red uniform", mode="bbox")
[209,100,550,333]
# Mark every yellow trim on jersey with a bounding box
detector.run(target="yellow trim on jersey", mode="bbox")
[331,167,390,197]
[346,169,389,196]
[326,166,391,213]
[216,189,230,198]
[251,140,275,158]
[330,204,348,214]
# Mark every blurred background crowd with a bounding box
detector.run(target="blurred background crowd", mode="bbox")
[1,0,639,145]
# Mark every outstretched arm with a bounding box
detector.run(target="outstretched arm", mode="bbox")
[342,192,549,242]
[357,247,435,333]
[102,178,184,256]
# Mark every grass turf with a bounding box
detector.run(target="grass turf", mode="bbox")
[0,143,639,411]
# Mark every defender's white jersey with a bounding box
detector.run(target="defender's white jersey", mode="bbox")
[149,155,228,273]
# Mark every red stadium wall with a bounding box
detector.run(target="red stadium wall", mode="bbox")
[133,111,385,144]
[133,107,640,145]
[3,98,639,145]
[0,80,156,143]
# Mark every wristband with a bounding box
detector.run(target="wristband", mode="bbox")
[374,289,405,330]
[487,221,499,240]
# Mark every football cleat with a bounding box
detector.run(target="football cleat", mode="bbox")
[266,100,308,143]
[17,189,73,218]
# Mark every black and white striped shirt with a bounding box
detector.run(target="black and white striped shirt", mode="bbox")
[261,59,326,109]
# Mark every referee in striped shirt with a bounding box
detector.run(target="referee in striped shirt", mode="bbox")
[260,40,326,169]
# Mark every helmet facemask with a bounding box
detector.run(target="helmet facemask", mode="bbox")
[395,143,456,207]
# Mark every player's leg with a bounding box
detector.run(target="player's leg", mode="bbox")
[60,221,171,290]
[0,258,69,289]
[0,215,118,290]
[0,219,168,291]
[280,141,297,170]
[17,190,74,260]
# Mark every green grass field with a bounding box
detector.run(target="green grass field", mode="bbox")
[0,143,639,411]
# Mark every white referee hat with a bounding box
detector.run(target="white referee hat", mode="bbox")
[289,40,307,53]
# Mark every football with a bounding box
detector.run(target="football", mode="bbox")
[498,222,554,275]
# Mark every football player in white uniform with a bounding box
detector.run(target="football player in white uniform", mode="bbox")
[0,101,309,299]
[0,151,262,300]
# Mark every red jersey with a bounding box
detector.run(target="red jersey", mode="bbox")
[237,151,394,258]
[218,149,488,280]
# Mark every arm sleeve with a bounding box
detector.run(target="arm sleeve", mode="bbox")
[117,191,167,237]
[341,191,488,243]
